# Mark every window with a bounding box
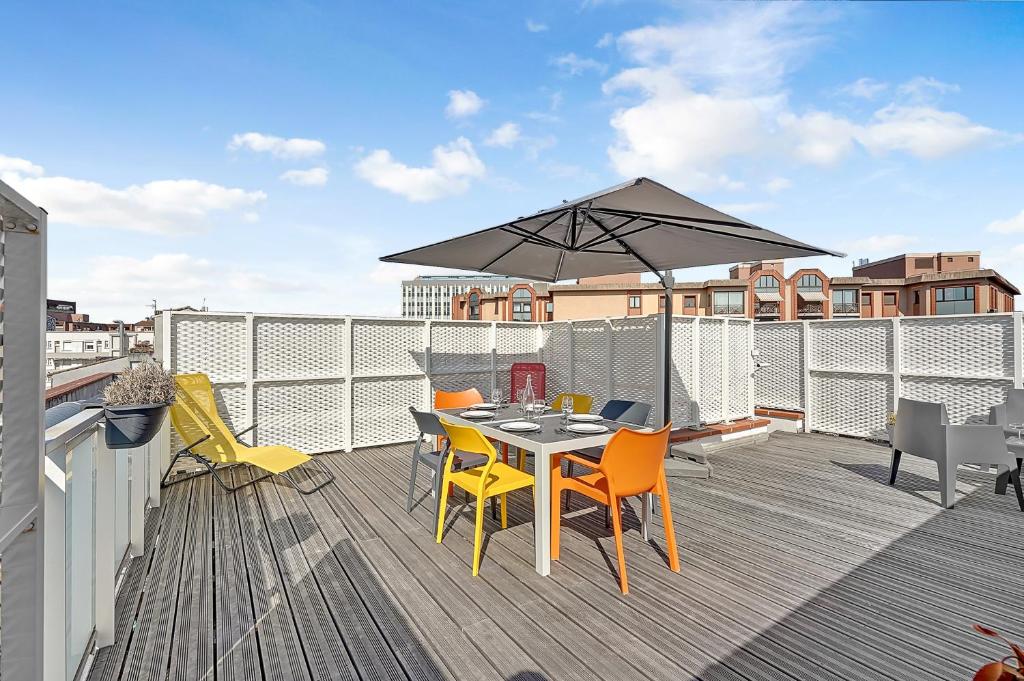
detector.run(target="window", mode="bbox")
[754,275,778,291]
[831,289,858,314]
[683,296,696,310]
[947,257,953,262]
[968,256,975,262]
[658,295,665,309]
[628,295,641,309]
[935,286,974,315]
[545,301,553,313]
[796,274,823,291]
[883,292,897,306]
[468,293,480,320]
[713,291,744,316]
[84,342,95,352]
[861,293,872,308]
[512,288,532,321]
[914,257,932,269]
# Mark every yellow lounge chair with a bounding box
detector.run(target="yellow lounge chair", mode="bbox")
[165,373,334,494]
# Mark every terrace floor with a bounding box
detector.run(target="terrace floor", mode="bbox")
[86,432,1024,681]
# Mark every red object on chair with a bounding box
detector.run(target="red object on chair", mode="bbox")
[511,363,546,401]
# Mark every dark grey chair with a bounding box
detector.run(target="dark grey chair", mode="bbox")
[563,400,653,515]
[406,408,495,530]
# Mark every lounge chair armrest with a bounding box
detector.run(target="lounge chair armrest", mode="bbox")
[233,423,258,441]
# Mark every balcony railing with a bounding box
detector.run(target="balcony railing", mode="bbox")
[712,304,745,316]
[832,303,860,315]
[754,301,781,317]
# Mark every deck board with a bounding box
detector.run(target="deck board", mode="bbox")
[87,432,1024,681]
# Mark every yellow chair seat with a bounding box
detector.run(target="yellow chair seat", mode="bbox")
[449,462,534,496]
[237,446,312,475]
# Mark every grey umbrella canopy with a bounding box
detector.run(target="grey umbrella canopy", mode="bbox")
[381,177,843,282]
[382,176,843,427]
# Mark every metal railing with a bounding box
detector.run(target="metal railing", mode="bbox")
[43,407,166,681]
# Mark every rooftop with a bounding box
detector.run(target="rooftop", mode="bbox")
[87,432,1022,681]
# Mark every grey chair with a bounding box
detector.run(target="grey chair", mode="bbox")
[562,400,653,515]
[889,397,1023,510]
[988,388,1024,434]
[406,408,495,529]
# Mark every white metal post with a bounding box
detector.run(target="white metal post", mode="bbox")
[244,313,255,446]
[691,317,701,426]
[748,321,756,417]
[567,321,575,393]
[43,444,67,681]
[148,419,166,507]
[655,314,665,426]
[423,320,432,410]
[1014,311,1023,389]
[606,320,614,405]
[345,317,355,453]
[802,320,812,432]
[721,319,731,424]
[0,180,47,681]
[489,322,498,395]
[93,426,115,648]
[892,317,902,415]
[129,446,146,558]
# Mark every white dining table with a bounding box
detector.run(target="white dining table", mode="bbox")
[434,405,649,576]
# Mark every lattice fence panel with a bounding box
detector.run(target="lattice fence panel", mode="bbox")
[728,320,752,419]
[901,315,1013,378]
[901,376,1011,425]
[753,322,804,410]
[255,380,347,453]
[670,318,697,426]
[429,371,492,399]
[539,322,572,401]
[698,319,724,423]
[352,319,425,377]
[431,322,490,373]
[351,376,423,448]
[496,323,539,399]
[572,321,610,412]
[255,316,347,381]
[609,317,657,422]
[811,320,893,374]
[172,315,248,383]
[809,371,892,438]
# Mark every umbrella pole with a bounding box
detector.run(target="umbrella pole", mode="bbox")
[661,271,673,428]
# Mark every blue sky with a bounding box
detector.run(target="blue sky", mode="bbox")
[3,1,1023,322]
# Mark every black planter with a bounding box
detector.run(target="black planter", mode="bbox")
[104,403,170,449]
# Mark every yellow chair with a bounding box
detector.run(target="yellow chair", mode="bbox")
[166,373,334,494]
[551,393,594,414]
[436,420,534,575]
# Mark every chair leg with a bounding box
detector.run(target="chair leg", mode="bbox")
[1011,467,1024,512]
[406,453,421,513]
[472,496,486,576]
[436,472,452,543]
[609,495,629,595]
[888,449,901,485]
[551,483,562,561]
[502,443,509,465]
[564,460,574,510]
[517,449,527,472]
[996,465,1010,495]
[658,473,681,573]
[937,462,956,509]
[500,493,508,529]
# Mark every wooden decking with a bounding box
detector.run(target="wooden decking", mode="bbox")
[86,432,1024,681]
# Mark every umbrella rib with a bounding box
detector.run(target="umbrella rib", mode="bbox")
[575,215,646,251]
[589,206,755,230]
[586,212,664,280]
[482,210,570,271]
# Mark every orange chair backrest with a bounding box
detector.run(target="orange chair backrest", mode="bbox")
[599,423,672,497]
[434,387,484,410]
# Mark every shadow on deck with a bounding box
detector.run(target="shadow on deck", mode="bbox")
[86,432,1023,681]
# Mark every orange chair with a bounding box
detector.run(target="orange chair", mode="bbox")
[434,388,511,464]
[551,423,679,594]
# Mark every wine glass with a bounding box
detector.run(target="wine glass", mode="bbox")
[1011,423,1024,445]
[491,387,502,408]
[516,389,526,417]
[562,395,574,424]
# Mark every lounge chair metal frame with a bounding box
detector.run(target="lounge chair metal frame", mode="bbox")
[161,422,335,495]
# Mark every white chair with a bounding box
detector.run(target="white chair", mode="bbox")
[889,397,1023,510]
[988,388,1024,433]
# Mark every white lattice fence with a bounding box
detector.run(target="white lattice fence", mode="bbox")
[753,322,804,410]
[727,319,753,420]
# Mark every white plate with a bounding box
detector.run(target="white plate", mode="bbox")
[568,413,603,422]
[460,410,494,419]
[566,423,609,434]
[473,403,498,409]
[500,421,541,432]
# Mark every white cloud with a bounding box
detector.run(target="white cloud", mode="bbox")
[525,19,548,32]
[897,76,960,102]
[839,77,888,100]
[280,167,329,186]
[763,177,791,194]
[228,132,325,159]
[354,137,485,202]
[986,209,1024,235]
[484,122,522,148]
[0,154,45,177]
[552,53,607,77]
[840,234,918,253]
[596,32,614,48]
[3,161,266,233]
[857,105,1001,159]
[779,110,860,166]
[445,90,485,118]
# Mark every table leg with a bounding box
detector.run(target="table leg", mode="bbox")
[533,448,552,576]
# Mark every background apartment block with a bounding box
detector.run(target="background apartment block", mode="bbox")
[400,274,530,319]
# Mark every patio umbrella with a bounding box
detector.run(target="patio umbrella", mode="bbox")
[381,176,843,426]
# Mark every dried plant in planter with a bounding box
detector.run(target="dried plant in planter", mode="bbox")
[973,625,1024,680]
[104,362,176,406]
